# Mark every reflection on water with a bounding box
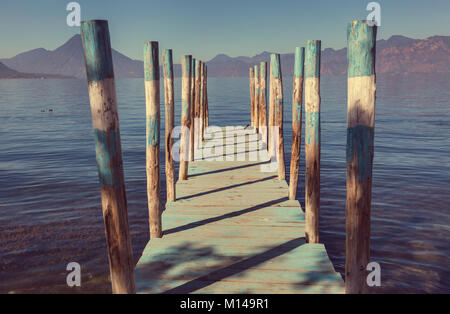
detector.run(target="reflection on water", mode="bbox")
[0,74,449,293]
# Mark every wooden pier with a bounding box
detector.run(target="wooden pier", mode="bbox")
[134,127,344,293]
[81,19,377,294]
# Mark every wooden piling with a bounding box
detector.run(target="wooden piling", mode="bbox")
[254,65,260,133]
[204,65,209,129]
[259,62,268,145]
[80,20,135,294]
[268,62,275,159]
[304,40,321,244]
[189,58,196,161]
[345,20,377,294]
[144,41,162,238]
[179,55,192,180]
[270,54,285,180]
[249,67,255,127]
[162,49,175,202]
[201,62,206,141]
[194,60,201,151]
[289,47,305,200]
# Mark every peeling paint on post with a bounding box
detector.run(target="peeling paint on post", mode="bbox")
[189,58,196,162]
[144,41,162,238]
[201,62,206,141]
[259,62,268,145]
[179,55,192,180]
[249,67,255,127]
[268,61,274,159]
[271,54,285,180]
[345,20,377,294]
[304,40,321,244]
[80,20,135,294]
[194,60,202,152]
[289,47,305,200]
[163,49,175,202]
[204,65,209,129]
[254,65,260,133]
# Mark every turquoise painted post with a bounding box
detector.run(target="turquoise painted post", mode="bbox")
[194,60,201,152]
[259,62,268,145]
[254,65,260,133]
[289,47,305,200]
[80,20,135,294]
[270,54,285,180]
[144,41,162,238]
[163,49,175,202]
[189,58,196,161]
[204,64,209,129]
[179,55,192,180]
[304,40,321,244]
[200,62,206,141]
[249,67,255,127]
[345,20,377,294]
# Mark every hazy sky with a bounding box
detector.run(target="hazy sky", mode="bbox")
[1,0,449,62]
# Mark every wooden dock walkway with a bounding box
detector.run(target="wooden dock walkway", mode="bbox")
[135,127,344,294]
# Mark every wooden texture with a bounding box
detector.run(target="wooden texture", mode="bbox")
[204,65,209,128]
[271,54,285,180]
[345,20,377,294]
[144,41,162,238]
[304,40,321,244]
[199,63,205,142]
[189,58,196,162]
[289,47,305,200]
[259,62,268,146]
[201,63,206,141]
[249,68,255,126]
[253,65,260,133]
[80,20,135,294]
[163,49,175,201]
[268,61,275,159]
[135,128,344,294]
[194,60,202,151]
[179,55,192,181]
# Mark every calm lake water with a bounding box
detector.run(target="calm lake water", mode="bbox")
[0,75,449,293]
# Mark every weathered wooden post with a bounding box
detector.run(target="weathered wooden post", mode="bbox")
[259,62,268,145]
[80,20,135,294]
[144,41,162,238]
[271,54,285,180]
[249,67,255,127]
[268,62,275,158]
[345,20,377,294]
[194,60,202,150]
[162,49,175,202]
[189,58,196,161]
[289,47,305,200]
[201,62,206,141]
[254,65,260,133]
[179,55,192,180]
[304,40,321,243]
[204,65,209,129]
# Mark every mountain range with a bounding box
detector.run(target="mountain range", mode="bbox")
[1,34,449,79]
[0,61,72,79]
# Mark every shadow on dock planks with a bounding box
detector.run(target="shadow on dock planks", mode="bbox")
[135,128,344,294]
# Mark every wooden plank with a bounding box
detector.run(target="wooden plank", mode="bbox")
[136,240,343,294]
